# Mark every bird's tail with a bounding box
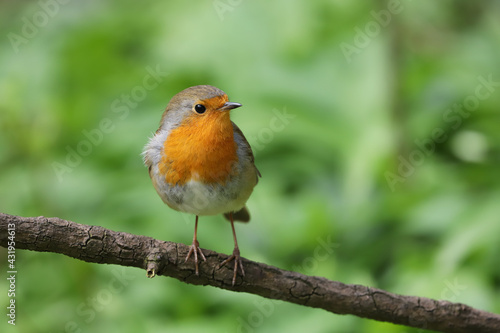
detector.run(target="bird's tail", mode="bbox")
[223,206,250,222]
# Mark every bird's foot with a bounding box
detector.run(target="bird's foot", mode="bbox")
[185,240,206,275]
[218,247,245,286]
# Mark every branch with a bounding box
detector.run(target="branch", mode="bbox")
[1,213,499,333]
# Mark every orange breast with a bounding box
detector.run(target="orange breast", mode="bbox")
[159,111,238,185]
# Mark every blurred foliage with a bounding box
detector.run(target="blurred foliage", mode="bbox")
[1,1,500,332]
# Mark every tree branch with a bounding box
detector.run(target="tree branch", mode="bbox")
[1,212,499,333]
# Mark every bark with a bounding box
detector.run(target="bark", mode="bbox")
[1,212,499,333]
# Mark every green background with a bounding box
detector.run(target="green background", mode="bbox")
[1,1,500,332]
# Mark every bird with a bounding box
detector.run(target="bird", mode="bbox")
[142,85,260,285]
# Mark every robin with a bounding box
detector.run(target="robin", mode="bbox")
[143,85,260,285]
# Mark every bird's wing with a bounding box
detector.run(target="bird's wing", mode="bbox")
[232,122,262,183]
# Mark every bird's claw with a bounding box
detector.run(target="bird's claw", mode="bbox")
[185,240,206,275]
[218,247,245,286]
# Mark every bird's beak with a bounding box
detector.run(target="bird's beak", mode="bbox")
[219,102,242,111]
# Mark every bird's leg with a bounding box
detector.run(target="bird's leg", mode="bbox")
[185,215,206,275]
[218,213,245,285]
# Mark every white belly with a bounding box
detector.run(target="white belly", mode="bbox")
[150,164,257,216]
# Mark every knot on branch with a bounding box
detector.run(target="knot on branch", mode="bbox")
[145,247,164,278]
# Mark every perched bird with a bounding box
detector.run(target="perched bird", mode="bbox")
[143,85,260,285]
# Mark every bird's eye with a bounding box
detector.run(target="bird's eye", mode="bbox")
[194,104,206,114]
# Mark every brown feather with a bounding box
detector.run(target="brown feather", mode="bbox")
[224,206,250,222]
